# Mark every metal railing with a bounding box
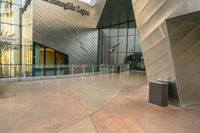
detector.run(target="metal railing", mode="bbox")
[0,64,130,81]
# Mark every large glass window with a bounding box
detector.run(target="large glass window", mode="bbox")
[39,47,44,65]
[98,21,145,71]
[111,25,118,37]
[22,0,33,67]
[10,45,20,64]
[0,0,22,78]
[0,2,20,25]
[46,48,55,66]
[56,51,65,65]
[119,23,127,36]
[32,42,69,76]
[1,48,10,64]
[33,42,68,66]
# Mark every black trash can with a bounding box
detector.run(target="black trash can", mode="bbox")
[149,81,169,106]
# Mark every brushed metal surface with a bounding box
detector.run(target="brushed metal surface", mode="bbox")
[167,13,200,106]
[132,0,200,106]
[33,0,106,64]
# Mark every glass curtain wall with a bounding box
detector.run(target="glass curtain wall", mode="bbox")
[98,21,145,71]
[22,0,33,77]
[33,42,69,76]
[0,0,22,78]
[0,0,69,78]
[0,0,33,78]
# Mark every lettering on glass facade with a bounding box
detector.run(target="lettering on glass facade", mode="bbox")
[0,35,19,44]
[42,0,90,16]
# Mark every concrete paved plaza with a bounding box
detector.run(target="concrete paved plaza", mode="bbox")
[0,72,199,133]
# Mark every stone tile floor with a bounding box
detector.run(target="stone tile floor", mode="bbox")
[0,72,199,133]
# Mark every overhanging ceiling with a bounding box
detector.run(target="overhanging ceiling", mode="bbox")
[168,11,200,23]
[97,0,135,28]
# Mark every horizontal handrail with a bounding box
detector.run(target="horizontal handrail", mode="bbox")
[0,64,130,79]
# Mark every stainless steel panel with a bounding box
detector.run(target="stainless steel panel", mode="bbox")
[132,0,200,106]
[167,18,200,106]
[33,0,106,64]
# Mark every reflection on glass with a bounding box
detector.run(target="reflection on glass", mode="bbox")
[98,21,145,70]
[56,51,64,65]
[128,22,136,35]
[33,42,68,66]
[11,45,20,64]
[119,23,127,36]
[46,48,55,65]
[22,45,32,65]
[0,1,20,25]
[110,53,117,64]
[40,47,44,65]
[102,53,108,64]
[1,48,10,64]
[118,53,126,64]
[103,37,109,52]
[111,25,118,37]
[128,37,134,53]
[0,0,22,78]
[32,42,69,77]
[22,0,33,68]
[119,36,127,52]
[103,28,110,37]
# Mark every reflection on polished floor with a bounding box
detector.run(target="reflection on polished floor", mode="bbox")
[0,72,199,133]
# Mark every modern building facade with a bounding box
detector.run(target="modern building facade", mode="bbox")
[132,0,200,106]
[0,0,199,106]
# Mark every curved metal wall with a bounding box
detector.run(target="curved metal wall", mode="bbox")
[132,0,200,106]
[33,0,106,64]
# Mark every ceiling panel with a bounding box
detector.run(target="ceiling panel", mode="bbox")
[97,0,135,28]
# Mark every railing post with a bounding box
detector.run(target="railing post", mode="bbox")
[83,66,85,76]
[71,66,73,76]
[57,66,60,77]
[107,65,109,74]
[41,66,43,77]
[23,65,26,78]
[92,65,94,75]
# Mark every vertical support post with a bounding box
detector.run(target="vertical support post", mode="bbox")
[83,66,85,76]
[97,30,100,65]
[57,66,59,77]
[134,22,137,53]
[44,47,46,76]
[92,65,94,75]
[55,50,57,76]
[107,65,109,74]
[19,8,23,78]
[100,65,102,74]
[100,29,103,64]
[108,26,111,65]
[117,24,119,65]
[126,23,129,60]
[41,66,43,77]
[14,66,16,77]
[23,65,26,78]
[71,66,73,76]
